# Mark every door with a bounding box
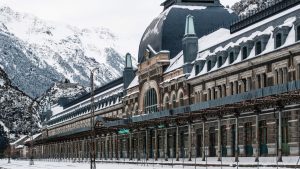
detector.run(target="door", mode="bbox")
[282,118,290,155]
[231,125,236,157]
[244,122,253,157]
[173,132,176,158]
[221,125,227,157]
[209,127,216,157]
[180,132,185,158]
[259,120,268,156]
[196,129,202,157]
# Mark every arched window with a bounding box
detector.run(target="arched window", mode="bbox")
[257,74,261,89]
[280,69,284,84]
[133,104,138,116]
[255,41,262,55]
[242,46,248,60]
[230,82,234,95]
[262,74,267,87]
[125,106,129,116]
[297,26,300,41]
[218,56,222,68]
[207,60,212,71]
[144,88,158,114]
[229,52,234,64]
[164,96,169,110]
[275,33,282,48]
[171,94,176,109]
[235,81,239,94]
[178,92,184,107]
[207,88,211,100]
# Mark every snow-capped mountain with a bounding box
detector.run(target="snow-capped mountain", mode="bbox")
[231,0,274,16]
[0,5,130,98]
[0,66,39,136]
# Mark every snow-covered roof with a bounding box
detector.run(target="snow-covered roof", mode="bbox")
[188,3,300,79]
[127,76,139,89]
[198,4,300,53]
[25,133,42,142]
[11,135,28,145]
[51,104,64,116]
[48,82,124,127]
[16,145,24,149]
[165,51,184,73]
[138,3,237,63]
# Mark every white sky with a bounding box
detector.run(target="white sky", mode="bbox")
[1,0,239,58]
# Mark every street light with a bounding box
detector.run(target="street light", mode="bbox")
[28,67,36,166]
[89,67,100,169]
[29,100,36,165]
[7,125,11,164]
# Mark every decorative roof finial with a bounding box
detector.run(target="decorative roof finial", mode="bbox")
[185,15,196,36]
[125,53,133,68]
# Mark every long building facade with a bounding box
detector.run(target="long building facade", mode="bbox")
[34,0,300,163]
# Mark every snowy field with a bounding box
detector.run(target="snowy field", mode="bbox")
[0,159,298,169]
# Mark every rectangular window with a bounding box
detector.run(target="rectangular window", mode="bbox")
[297,26,300,41]
[255,41,262,55]
[242,46,248,60]
[195,65,200,75]
[275,33,282,48]
[229,52,234,64]
[218,56,223,68]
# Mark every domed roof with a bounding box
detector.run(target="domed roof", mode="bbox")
[138,2,238,63]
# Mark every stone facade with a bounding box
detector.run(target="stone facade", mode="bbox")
[33,0,300,164]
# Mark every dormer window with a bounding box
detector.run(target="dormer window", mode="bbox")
[218,56,222,68]
[242,46,248,60]
[255,41,262,55]
[229,52,234,64]
[195,65,200,75]
[273,26,291,49]
[275,33,282,48]
[297,26,300,41]
[207,60,212,71]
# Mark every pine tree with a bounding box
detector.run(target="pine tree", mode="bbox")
[0,125,9,158]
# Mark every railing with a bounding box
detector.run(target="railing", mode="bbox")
[46,80,300,138]
[230,0,300,33]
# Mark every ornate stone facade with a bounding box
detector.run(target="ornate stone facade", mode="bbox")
[33,0,300,164]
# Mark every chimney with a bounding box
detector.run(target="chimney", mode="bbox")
[182,15,198,73]
[123,53,135,90]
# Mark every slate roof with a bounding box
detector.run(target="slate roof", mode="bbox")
[138,4,238,63]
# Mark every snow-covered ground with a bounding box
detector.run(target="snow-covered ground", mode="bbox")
[0,158,298,169]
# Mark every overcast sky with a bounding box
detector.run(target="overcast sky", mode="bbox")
[1,0,239,57]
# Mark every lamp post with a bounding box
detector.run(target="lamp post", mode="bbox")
[28,67,36,166]
[29,100,36,165]
[89,67,99,169]
[8,127,11,163]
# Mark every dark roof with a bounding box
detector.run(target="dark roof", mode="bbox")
[63,77,124,109]
[138,5,238,63]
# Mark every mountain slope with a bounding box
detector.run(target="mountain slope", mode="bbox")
[0,66,39,135]
[0,5,129,98]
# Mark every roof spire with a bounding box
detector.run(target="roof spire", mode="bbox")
[125,53,133,68]
[185,15,196,36]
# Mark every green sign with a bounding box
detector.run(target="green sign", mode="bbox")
[158,125,165,129]
[118,129,130,134]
